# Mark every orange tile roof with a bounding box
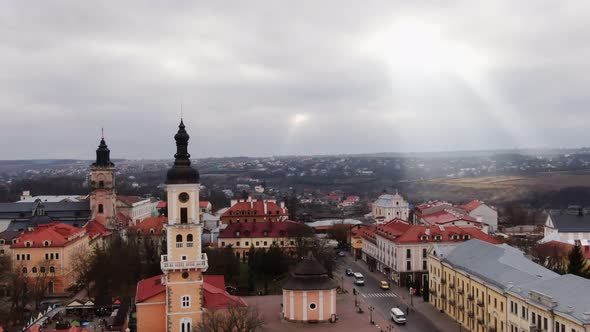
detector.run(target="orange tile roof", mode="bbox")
[199,201,211,208]
[129,216,167,235]
[84,220,111,239]
[379,223,501,244]
[11,222,85,248]
[219,221,297,239]
[135,274,246,308]
[221,200,288,218]
[117,195,147,205]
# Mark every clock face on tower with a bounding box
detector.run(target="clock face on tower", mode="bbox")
[178,192,189,203]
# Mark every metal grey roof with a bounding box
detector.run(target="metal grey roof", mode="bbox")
[442,240,558,290]
[373,194,407,208]
[511,274,590,324]
[0,230,21,241]
[549,213,590,232]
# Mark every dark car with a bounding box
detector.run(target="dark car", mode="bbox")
[345,268,354,276]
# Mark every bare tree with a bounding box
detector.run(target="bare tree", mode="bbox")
[195,304,266,332]
[31,260,56,309]
[70,247,93,297]
[287,222,314,260]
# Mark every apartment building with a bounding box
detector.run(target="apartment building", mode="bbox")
[429,239,590,332]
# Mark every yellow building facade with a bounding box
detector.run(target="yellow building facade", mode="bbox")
[429,240,590,332]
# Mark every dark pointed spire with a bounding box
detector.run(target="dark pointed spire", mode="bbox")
[166,119,199,184]
[92,131,114,167]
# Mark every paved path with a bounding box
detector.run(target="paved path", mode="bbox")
[338,253,460,332]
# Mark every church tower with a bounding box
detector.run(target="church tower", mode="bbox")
[89,133,116,227]
[161,120,208,332]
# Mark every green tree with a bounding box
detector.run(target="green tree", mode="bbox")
[568,245,588,277]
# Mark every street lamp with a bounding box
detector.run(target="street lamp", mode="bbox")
[368,305,375,325]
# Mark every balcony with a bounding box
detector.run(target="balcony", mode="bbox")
[467,311,474,319]
[458,305,464,311]
[430,290,437,296]
[441,294,447,300]
[161,254,208,272]
[477,318,485,326]
[467,294,474,301]
[458,289,464,295]
[449,300,456,306]
[488,328,497,332]
[477,300,484,307]
[187,242,194,248]
[449,283,455,289]
[441,278,447,285]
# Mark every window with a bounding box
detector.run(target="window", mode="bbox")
[40,266,46,273]
[187,234,193,242]
[180,208,188,224]
[55,253,59,259]
[221,242,225,247]
[45,253,49,260]
[27,254,31,260]
[236,242,240,247]
[406,261,411,270]
[0,239,4,245]
[422,248,427,258]
[0,249,3,255]
[245,241,249,246]
[22,267,27,273]
[263,241,268,246]
[181,295,191,308]
[180,319,192,332]
[16,254,20,261]
[406,249,411,258]
[32,267,37,273]
[422,261,427,270]
[280,241,284,246]
[98,204,104,214]
[99,180,104,188]
[256,241,260,246]
[309,302,317,310]
[44,241,50,247]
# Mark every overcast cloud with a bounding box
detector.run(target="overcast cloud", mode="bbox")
[1,1,590,159]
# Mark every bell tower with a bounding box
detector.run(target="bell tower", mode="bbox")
[161,119,208,332]
[89,132,116,227]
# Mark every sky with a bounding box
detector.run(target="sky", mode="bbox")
[2,1,590,160]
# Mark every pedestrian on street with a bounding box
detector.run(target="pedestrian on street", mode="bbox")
[406,306,409,315]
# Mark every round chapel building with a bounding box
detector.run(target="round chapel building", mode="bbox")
[282,259,338,323]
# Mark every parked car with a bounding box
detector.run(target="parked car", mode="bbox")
[390,307,407,324]
[345,268,354,276]
[380,281,390,290]
[338,251,346,257]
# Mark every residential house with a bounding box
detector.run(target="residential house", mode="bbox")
[544,211,590,242]
[116,195,154,224]
[459,200,498,233]
[218,221,298,261]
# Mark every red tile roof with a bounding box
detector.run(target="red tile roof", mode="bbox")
[384,224,501,244]
[200,201,211,208]
[156,201,167,209]
[421,210,478,225]
[135,274,246,308]
[459,200,484,212]
[84,220,111,239]
[219,221,297,239]
[221,200,288,219]
[117,195,147,205]
[539,241,590,260]
[11,223,85,248]
[115,212,132,226]
[129,216,167,235]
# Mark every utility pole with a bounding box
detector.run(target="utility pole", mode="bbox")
[369,305,375,325]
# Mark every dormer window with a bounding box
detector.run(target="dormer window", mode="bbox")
[136,229,142,235]
[263,231,268,237]
[463,234,470,240]
[236,231,240,237]
[420,235,429,241]
[43,241,50,247]
[149,228,155,234]
[25,241,32,247]
[0,240,4,245]
[12,239,17,244]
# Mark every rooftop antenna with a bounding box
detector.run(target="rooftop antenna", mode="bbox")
[101,127,104,139]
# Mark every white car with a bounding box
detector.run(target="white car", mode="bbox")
[391,307,407,324]
[353,272,364,286]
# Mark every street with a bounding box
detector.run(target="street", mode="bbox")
[334,253,442,332]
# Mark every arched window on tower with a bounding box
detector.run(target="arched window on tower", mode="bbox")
[187,234,193,246]
[99,180,104,188]
[176,234,183,248]
[98,204,104,214]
